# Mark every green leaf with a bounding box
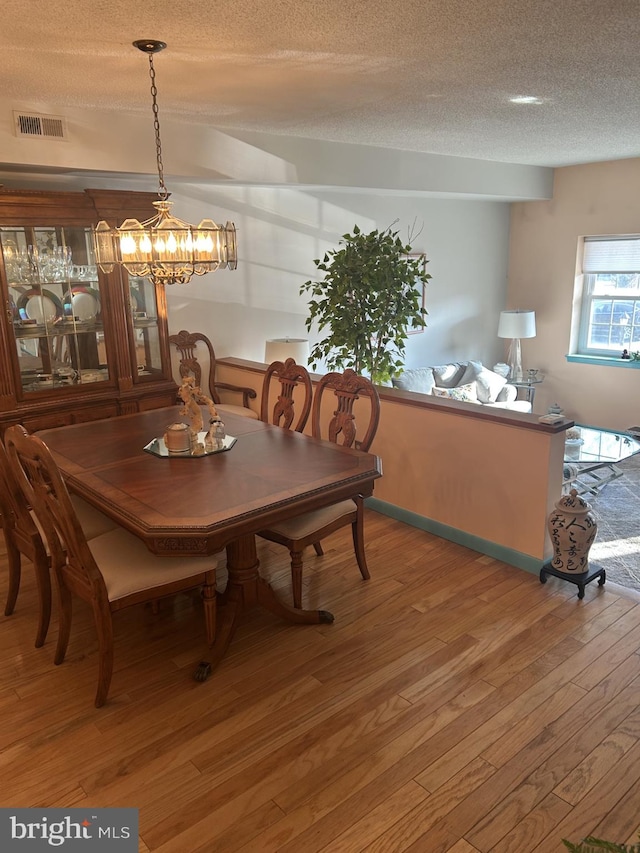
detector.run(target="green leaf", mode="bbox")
[563,836,640,852]
[301,224,430,381]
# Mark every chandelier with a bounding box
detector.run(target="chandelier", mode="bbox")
[93,40,237,286]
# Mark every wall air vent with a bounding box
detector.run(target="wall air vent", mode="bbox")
[13,111,67,140]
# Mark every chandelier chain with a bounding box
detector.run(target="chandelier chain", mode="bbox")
[147,54,167,200]
[92,38,238,285]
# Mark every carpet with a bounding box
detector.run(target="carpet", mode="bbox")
[584,452,640,591]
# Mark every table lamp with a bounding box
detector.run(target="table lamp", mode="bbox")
[497,310,536,382]
[264,337,310,365]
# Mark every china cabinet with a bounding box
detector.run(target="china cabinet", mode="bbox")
[0,188,178,434]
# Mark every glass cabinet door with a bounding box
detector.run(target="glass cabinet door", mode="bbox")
[128,276,163,379]
[1,224,110,394]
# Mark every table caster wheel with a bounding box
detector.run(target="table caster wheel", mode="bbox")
[539,569,547,584]
[598,571,606,586]
[577,586,585,600]
[194,660,212,682]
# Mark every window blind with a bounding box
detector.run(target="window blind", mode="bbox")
[583,236,640,273]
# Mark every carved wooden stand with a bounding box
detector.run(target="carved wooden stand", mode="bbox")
[540,562,606,600]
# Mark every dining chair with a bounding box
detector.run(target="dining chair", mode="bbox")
[260,357,313,432]
[258,369,380,608]
[0,436,117,648]
[4,425,219,707]
[169,329,259,420]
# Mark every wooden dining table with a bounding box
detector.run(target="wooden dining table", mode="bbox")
[36,406,382,676]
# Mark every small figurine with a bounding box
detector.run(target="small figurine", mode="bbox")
[621,348,631,360]
[188,428,205,455]
[177,376,218,434]
[211,418,226,449]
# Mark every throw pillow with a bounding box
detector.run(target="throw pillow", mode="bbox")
[392,367,436,395]
[432,362,467,388]
[432,382,478,403]
[460,360,508,404]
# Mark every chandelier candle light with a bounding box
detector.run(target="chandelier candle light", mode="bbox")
[93,40,237,286]
[497,309,536,382]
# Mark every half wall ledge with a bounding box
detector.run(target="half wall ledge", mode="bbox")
[216,357,572,565]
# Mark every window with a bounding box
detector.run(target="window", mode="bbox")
[578,236,640,356]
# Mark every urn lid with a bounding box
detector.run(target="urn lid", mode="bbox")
[166,422,189,431]
[554,488,592,516]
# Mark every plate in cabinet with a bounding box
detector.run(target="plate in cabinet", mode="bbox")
[17,288,64,323]
[63,286,101,321]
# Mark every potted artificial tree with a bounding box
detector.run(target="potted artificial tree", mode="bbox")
[301,224,431,384]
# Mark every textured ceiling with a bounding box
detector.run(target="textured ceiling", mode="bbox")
[3,0,640,168]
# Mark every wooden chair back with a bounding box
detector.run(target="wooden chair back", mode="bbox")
[4,426,105,595]
[311,369,380,452]
[0,435,52,644]
[169,329,221,403]
[260,358,313,432]
[168,329,256,410]
[0,436,40,544]
[5,424,219,707]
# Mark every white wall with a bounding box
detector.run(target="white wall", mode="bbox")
[0,99,543,376]
[0,169,512,372]
[160,184,512,371]
[0,99,552,197]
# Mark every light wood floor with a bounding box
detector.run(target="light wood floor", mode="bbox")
[2,510,640,852]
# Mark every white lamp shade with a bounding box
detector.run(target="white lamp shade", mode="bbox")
[497,310,536,339]
[264,338,310,365]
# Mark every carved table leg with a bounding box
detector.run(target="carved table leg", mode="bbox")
[257,577,334,625]
[193,533,334,680]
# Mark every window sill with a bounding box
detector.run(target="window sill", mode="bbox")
[566,354,640,368]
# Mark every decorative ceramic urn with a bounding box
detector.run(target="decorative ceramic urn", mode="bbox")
[547,488,597,574]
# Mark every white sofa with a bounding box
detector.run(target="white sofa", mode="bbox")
[391,361,532,413]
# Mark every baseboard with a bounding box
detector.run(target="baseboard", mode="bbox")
[365,497,543,576]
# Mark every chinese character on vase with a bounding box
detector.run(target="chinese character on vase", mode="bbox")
[547,489,597,574]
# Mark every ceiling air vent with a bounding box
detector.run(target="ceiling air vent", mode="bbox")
[13,111,67,141]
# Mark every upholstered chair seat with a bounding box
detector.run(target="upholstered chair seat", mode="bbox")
[265,500,355,542]
[216,403,259,420]
[29,496,117,550]
[87,528,216,602]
